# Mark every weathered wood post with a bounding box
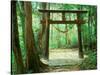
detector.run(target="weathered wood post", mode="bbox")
[45,12,50,59]
[62,12,66,21]
[77,13,84,58]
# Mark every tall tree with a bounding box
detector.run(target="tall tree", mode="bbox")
[24,2,47,72]
[11,1,24,73]
[40,2,50,58]
[17,1,26,64]
[17,1,25,48]
[39,2,47,56]
[88,6,94,50]
[57,25,61,48]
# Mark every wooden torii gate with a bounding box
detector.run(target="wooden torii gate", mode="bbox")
[39,9,87,59]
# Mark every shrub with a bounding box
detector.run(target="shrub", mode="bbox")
[80,51,97,70]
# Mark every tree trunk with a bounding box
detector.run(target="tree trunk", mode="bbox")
[41,2,47,36]
[17,1,26,59]
[88,6,93,49]
[24,2,48,72]
[40,3,47,57]
[11,1,24,74]
[18,1,25,47]
[57,25,61,48]
[65,25,68,47]
[41,3,50,58]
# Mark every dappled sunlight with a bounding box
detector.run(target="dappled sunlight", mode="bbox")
[11,1,97,74]
[49,48,87,66]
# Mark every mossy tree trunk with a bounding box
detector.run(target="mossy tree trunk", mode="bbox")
[11,1,25,74]
[24,2,47,73]
[17,1,25,50]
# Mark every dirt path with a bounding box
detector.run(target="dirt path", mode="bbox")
[41,48,87,72]
[47,65,80,72]
[49,48,86,66]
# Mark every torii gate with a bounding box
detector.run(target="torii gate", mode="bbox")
[39,9,88,59]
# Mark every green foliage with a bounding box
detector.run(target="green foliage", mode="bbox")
[12,1,97,73]
[80,51,97,70]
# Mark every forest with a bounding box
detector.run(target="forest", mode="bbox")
[11,1,97,74]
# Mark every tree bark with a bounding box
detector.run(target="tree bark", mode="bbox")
[24,2,48,72]
[88,6,93,49]
[65,25,68,46]
[42,3,47,57]
[11,1,24,73]
[18,1,25,46]
[17,1,26,57]
[40,3,50,58]
[57,25,61,48]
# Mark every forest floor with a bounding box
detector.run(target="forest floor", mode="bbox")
[41,48,87,72]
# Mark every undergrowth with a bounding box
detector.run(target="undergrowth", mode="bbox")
[80,50,97,70]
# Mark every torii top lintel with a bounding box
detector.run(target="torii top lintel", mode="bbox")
[39,9,88,24]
